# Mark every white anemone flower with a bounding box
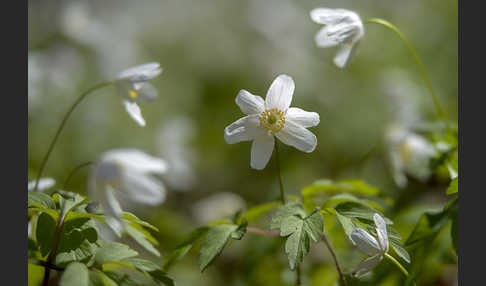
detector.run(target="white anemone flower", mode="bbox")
[224,74,319,170]
[350,213,389,277]
[89,149,168,236]
[115,62,162,126]
[386,125,438,188]
[28,177,56,192]
[310,8,364,68]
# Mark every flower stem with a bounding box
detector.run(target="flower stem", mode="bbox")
[247,226,280,237]
[321,233,348,286]
[33,81,115,192]
[364,18,448,127]
[42,213,66,286]
[384,253,417,286]
[63,161,94,189]
[274,140,286,204]
[296,265,301,285]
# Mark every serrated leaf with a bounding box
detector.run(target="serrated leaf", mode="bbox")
[149,269,175,286]
[446,178,458,195]
[199,224,239,271]
[122,212,159,232]
[162,227,209,271]
[122,257,160,272]
[271,204,324,270]
[95,242,138,265]
[390,240,411,263]
[56,240,99,267]
[60,262,89,286]
[125,224,160,256]
[231,221,247,240]
[28,192,56,209]
[36,212,57,257]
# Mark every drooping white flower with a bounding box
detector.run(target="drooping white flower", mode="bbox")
[224,74,319,170]
[350,213,389,277]
[310,8,364,68]
[28,178,56,192]
[115,63,162,126]
[386,125,438,188]
[89,149,168,236]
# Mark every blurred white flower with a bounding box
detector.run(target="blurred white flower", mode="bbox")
[156,116,198,191]
[386,125,438,188]
[28,178,55,192]
[224,74,319,170]
[115,63,162,126]
[191,192,246,224]
[350,213,389,277]
[310,8,364,68]
[89,149,168,236]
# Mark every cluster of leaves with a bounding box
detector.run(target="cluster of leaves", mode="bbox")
[28,190,174,286]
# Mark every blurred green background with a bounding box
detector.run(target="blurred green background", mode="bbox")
[28,0,457,285]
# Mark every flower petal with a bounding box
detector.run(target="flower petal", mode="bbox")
[286,107,320,128]
[275,120,317,153]
[119,172,166,205]
[124,101,146,126]
[350,228,381,256]
[28,178,56,192]
[352,254,383,277]
[224,115,261,144]
[117,62,162,82]
[251,133,275,170]
[314,26,340,47]
[102,186,124,237]
[334,42,358,68]
[104,149,168,174]
[265,74,295,111]
[134,82,158,102]
[310,8,361,25]
[374,213,389,252]
[236,90,265,115]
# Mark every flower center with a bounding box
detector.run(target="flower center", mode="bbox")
[259,108,286,133]
[129,90,139,99]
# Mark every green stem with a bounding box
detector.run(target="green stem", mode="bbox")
[321,234,348,286]
[33,81,115,192]
[384,253,417,286]
[274,140,286,204]
[63,161,94,189]
[295,265,301,286]
[365,18,448,127]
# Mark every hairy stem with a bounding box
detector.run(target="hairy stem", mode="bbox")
[365,18,448,127]
[321,233,348,286]
[274,140,286,204]
[63,161,94,189]
[384,253,417,286]
[33,81,115,192]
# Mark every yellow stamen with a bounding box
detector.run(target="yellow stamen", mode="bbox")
[259,108,286,133]
[129,90,138,99]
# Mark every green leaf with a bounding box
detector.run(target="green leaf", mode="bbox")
[28,192,56,209]
[149,269,175,286]
[125,224,160,256]
[28,207,59,221]
[270,203,324,270]
[390,240,411,264]
[56,240,99,267]
[60,262,89,286]
[95,242,138,265]
[162,227,209,271]
[446,178,458,195]
[334,202,393,224]
[242,201,282,222]
[199,224,239,272]
[121,212,159,232]
[122,257,160,272]
[36,212,57,257]
[302,179,379,201]
[88,271,105,286]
